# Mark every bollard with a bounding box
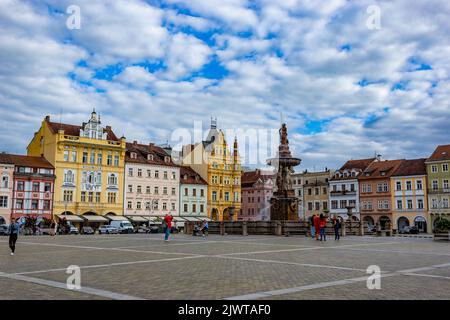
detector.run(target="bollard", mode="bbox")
[242,221,248,236]
[359,221,364,236]
[341,221,346,237]
[276,221,282,236]
[220,221,225,236]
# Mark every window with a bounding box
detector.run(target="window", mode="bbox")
[407,199,413,209]
[32,182,40,192]
[184,204,188,212]
[31,199,38,210]
[308,202,313,210]
[137,202,141,210]
[172,188,176,196]
[171,203,176,211]
[108,174,117,186]
[444,179,449,190]
[154,187,159,195]
[163,187,167,195]
[432,180,438,190]
[64,170,74,184]
[0,196,7,207]
[43,200,50,210]
[95,192,100,203]
[192,204,197,212]
[147,170,151,178]
[138,169,142,177]
[234,192,239,202]
[184,188,188,196]
[340,200,347,209]
[128,185,132,193]
[397,200,402,210]
[315,202,320,210]
[81,191,86,202]
[200,204,204,213]
[146,186,151,194]
[350,184,355,191]
[323,202,328,210]
[88,192,93,203]
[443,198,449,208]
[155,171,159,179]
[97,153,102,165]
[225,192,230,202]
[72,151,77,162]
[64,150,69,162]
[383,183,389,192]
[315,188,319,195]
[137,186,142,194]
[17,181,24,191]
[431,165,438,173]
[201,188,205,197]
[63,190,73,202]
[418,199,424,209]
[331,200,338,209]
[15,199,23,209]
[384,200,389,209]
[172,172,176,180]
[406,181,412,190]
[127,201,132,209]
[192,189,197,197]
[432,198,438,209]
[107,154,112,165]
[163,202,167,211]
[378,200,383,209]
[396,181,402,191]
[212,191,217,202]
[367,201,373,210]
[2,175,8,188]
[90,152,95,164]
[128,168,133,177]
[82,152,88,163]
[443,164,449,172]
[145,202,150,210]
[417,180,422,190]
[349,200,356,208]
[114,155,119,166]
[44,183,51,192]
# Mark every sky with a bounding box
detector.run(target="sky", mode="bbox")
[0,0,449,171]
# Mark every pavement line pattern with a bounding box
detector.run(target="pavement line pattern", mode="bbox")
[223,262,450,300]
[217,241,399,256]
[336,247,450,257]
[0,271,144,300]
[14,255,205,275]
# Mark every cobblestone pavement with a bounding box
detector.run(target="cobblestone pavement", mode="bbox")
[1,233,450,300]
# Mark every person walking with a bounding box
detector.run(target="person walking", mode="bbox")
[7,218,20,256]
[319,214,327,242]
[309,214,316,239]
[333,216,341,241]
[163,213,173,242]
[313,214,320,241]
[200,219,209,239]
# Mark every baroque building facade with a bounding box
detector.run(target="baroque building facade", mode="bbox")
[27,111,126,223]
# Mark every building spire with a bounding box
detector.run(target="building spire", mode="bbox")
[211,117,217,129]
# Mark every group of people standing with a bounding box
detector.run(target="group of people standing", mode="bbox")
[309,214,342,241]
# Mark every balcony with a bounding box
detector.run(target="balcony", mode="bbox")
[330,190,356,196]
[428,188,450,194]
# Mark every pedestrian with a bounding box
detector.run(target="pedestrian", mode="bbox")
[309,214,316,239]
[313,214,320,241]
[163,213,173,242]
[333,216,341,241]
[319,213,327,242]
[7,218,20,256]
[200,219,209,239]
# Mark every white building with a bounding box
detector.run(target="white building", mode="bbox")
[179,166,208,220]
[329,158,375,221]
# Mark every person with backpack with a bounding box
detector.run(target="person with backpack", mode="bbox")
[319,214,327,242]
[7,218,20,256]
[163,213,173,242]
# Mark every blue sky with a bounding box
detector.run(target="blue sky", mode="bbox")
[0,0,449,170]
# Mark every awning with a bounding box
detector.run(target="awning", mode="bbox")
[82,215,108,223]
[106,215,129,221]
[126,216,148,223]
[172,217,186,222]
[182,217,201,222]
[145,216,162,222]
[56,214,84,222]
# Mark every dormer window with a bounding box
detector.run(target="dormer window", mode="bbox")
[184,174,188,180]
[147,154,154,161]
[131,152,137,159]
[165,156,170,163]
[195,175,199,181]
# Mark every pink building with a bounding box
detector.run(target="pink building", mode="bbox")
[124,141,180,220]
[0,153,14,224]
[240,169,274,221]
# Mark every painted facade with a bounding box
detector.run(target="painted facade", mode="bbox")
[180,166,208,219]
[291,173,304,220]
[27,111,126,222]
[240,169,273,221]
[425,145,450,228]
[390,159,430,233]
[329,158,375,221]
[0,154,14,224]
[181,121,241,221]
[124,141,180,218]
[302,170,333,218]
[359,159,403,230]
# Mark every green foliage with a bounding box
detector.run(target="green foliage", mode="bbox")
[435,218,450,232]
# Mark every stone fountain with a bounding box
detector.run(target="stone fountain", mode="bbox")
[267,123,302,221]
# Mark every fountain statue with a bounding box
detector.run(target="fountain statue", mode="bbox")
[267,123,302,220]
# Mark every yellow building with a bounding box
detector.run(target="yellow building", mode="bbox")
[390,159,431,233]
[27,111,126,224]
[181,120,241,221]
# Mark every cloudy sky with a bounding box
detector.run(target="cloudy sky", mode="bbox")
[0,0,449,170]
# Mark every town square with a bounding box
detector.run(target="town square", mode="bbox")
[0,0,450,305]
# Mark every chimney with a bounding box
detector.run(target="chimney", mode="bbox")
[45,115,50,122]
[149,143,154,150]
[106,125,111,130]
[133,140,137,146]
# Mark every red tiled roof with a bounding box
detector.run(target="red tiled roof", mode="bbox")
[180,166,207,185]
[0,153,14,164]
[427,145,450,162]
[46,120,119,141]
[392,159,427,177]
[6,154,54,169]
[241,170,273,188]
[331,158,375,181]
[125,142,177,167]
[358,159,403,179]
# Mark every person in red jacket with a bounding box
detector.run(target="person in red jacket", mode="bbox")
[163,213,173,242]
[319,213,327,241]
[313,214,320,241]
